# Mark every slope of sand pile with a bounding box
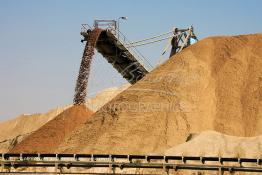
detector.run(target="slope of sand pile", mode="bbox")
[10,105,93,153]
[0,107,67,152]
[55,34,262,154]
[164,131,262,175]
[166,130,262,157]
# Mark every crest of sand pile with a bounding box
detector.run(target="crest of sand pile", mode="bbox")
[9,105,93,153]
[86,84,130,111]
[56,34,262,154]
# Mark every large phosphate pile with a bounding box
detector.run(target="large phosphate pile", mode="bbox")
[56,34,262,154]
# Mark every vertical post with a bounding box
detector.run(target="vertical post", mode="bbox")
[117,17,127,41]
[1,154,4,172]
[219,167,224,175]
[117,19,120,40]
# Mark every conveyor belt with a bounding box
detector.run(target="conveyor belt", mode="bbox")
[82,29,150,84]
[1,153,262,174]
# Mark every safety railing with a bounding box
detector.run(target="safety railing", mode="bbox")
[109,28,154,71]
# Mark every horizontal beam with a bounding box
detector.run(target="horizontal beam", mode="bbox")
[1,160,262,173]
[1,153,262,163]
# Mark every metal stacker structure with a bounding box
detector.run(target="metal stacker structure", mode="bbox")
[80,20,198,84]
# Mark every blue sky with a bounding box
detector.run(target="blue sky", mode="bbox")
[0,0,261,120]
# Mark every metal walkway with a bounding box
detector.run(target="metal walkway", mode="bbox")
[1,153,262,174]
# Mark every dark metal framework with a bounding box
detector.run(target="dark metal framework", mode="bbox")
[94,20,117,31]
[80,28,150,84]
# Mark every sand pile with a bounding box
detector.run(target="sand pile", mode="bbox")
[0,107,66,141]
[10,105,93,153]
[164,131,262,175]
[0,107,67,152]
[55,34,262,154]
[0,85,126,153]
